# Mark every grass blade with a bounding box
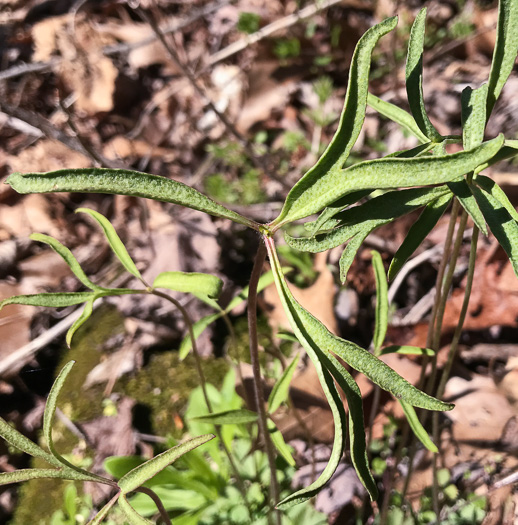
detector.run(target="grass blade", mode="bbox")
[272,17,398,228]
[7,168,257,230]
[472,185,518,277]
[388,193,452,280]
[190,409,258,425]
[76,208,143,281]
[275,135,503,225]
[30,233,103,291]
[268,354,300,414]
[486,0,518,117]
[118,434,215,494]
[367,93,429,143]
[405,8,442,141]
[0,292,93,311]
[399,400,438,453]
[371,250,388,355]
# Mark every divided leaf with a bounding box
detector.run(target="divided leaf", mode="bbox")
[405,8,442,141]
[272,16,398,227]
[7,168,257,230]
[76,208,143,281]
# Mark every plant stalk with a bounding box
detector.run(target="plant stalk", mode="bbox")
[248,240,282,524]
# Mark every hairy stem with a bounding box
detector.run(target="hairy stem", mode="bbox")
[248,241,281,524]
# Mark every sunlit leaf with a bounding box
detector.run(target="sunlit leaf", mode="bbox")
[472,185,518,277]
[268,354,300,414]
[461,84,488,150]
[0,292,93,312]
[118,434,215,494]
[190,409,258,425]
[0,468,93,486]
[371,250,388,354]
[76,208,143,280]
[399,400,438,453]
[367,92,429,143]
[272,17,398,227]
[30,233,103,291]
[380,345,435,357]
[388,193,452,280]
[405,8,442,141]
[486,0,518,117]
[66,297,95,347]
[447,180,488,235]
[267,419,295,467]
[153,271,223,301]
[275,135,503,226]
[7,168,257,230]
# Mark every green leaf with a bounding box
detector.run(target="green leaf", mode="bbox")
[268,354,300,414]
[272,17,398,228]
[486,0,518,117]
[76,208,143,280]
[276,135,504,226]
[118,494,154,525]
[153,271,223,301]
[472,185,518,277]
[367,93,429,143]
[399,400,438,453]
[0,292,94,312]
[339,229,370,283]
[267,419,295,467]
[0,468,93,486]
[179,313,221,360]
[6,168,257,230]
[388,193,452,280]
[380,346,435,357]
[447,180,488,235]
[86,495,119,525]
[461,84,488,150]
[0,417,62,468]
[190,409,258,425]
[266,239,453,412]
[66,297,95,347]
[371,250,388,354]
[405,8,442,141]
[30,233,103,291]
[474,175,518,222]
[118,434,215,494]
[287,186,450,254]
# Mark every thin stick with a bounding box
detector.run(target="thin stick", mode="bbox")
[135,486,172,525]
[248,241,281,524]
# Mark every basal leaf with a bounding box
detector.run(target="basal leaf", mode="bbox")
[286,186,450,254]
[399,400,438,453]
[405,8,442,141]
[275,135,504,225]
[267,419,295,467]
[272,17,398,228]
[367,92,429,143]
[190,409,258,425]
[0,292,93,312]
[66,297,95,347]
[474,175,518,222]
[371,250,388,354]
[118,494,154,525]
[268,354,300,414]
[388,193,452,280]
[380,345,435,357]
[472,185,518,277]
[6,168,257,230]
[447,180,488,235]
[486,0,518,117]
[153,271,223,301]
[0,417,62,468]
[461,84,488,150]
[118,434,215,494]
[30,233,103,291]
[76,208,143,280]
[265,239,453,412]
